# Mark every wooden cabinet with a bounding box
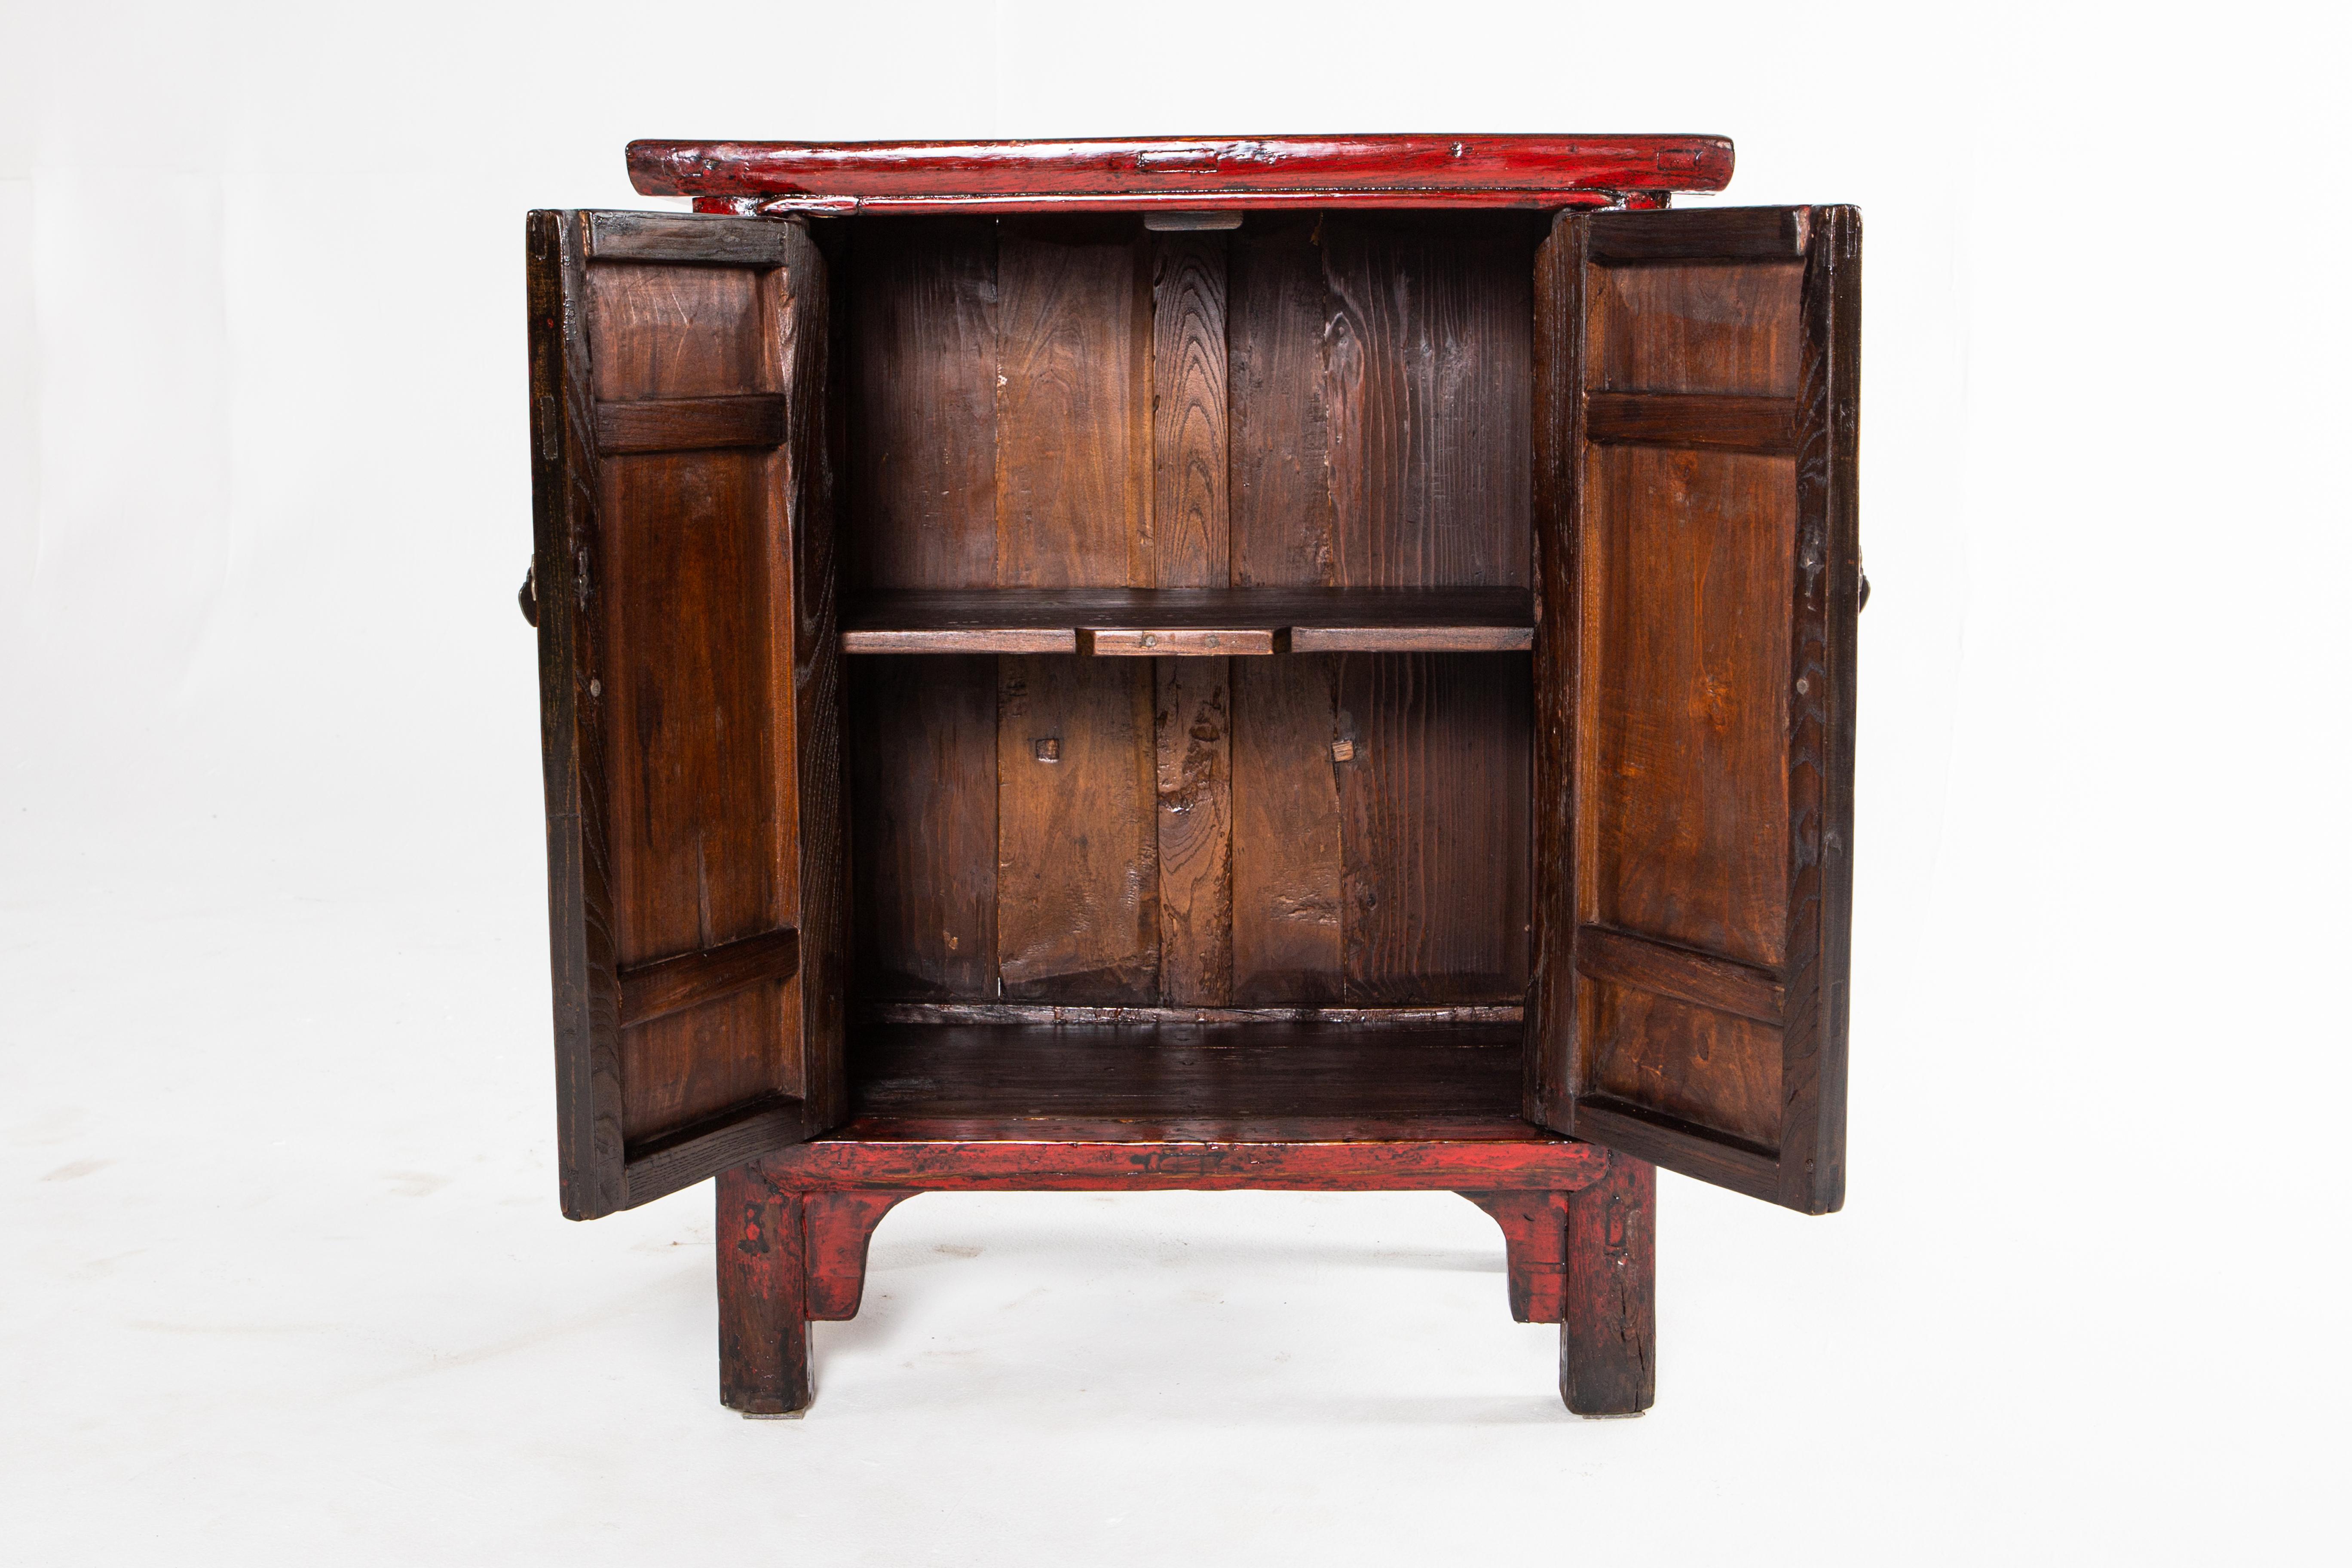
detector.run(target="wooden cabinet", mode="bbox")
[521,135,1860,1416]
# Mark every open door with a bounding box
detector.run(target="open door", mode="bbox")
[1528,205,1859,1214]
[525,211,845,1219]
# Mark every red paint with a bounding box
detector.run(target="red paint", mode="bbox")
[1460,1189,1571,1323]
[637,134,1731,214]
[760,1124,1612,1191]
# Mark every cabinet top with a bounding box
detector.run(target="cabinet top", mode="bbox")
[627,134,1733,216]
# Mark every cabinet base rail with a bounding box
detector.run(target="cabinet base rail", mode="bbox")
[714,1132,1656,1418]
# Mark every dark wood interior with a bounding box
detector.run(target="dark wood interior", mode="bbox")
[836,215,1540,1072]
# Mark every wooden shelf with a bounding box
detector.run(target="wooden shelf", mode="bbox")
[847,1020,1527,1128]
[841,588,1535,655]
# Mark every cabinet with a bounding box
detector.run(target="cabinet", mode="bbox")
[521,135,1860,1416]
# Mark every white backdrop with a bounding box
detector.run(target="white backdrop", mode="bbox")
[4,2,2344,1561]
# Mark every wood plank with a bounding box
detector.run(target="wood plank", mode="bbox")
[1148,231,1229,587]
[995,654,1159,1001]
[847,655,999,998]
[585,263,767,398]
[1586,206,1808,264]
[845,218,998,588]
[528,210,628,1220]
[769,222,850,1133]
[1568,1096,1778,1202]
[600,447,790,1145]
[842,587,1533,641]
[1584,445,1794,969]
[1228,215,1335,588]
[1575,924,1783,1025]
[1230,655,1344,1003]
[1338,653,1532,1003]
[1776,204,1862,1215]
[847,1022,1524,1119]
[1581,979,1781,1148]
[1584,392,1795,454]
[1155,656,1233,1004]
[618,928,800,1028]
[842,628,1078,654]
[585,210,802,267]
[626,1098,812,1209]
[594,393,786,455]
[994,219,1151,587]
[1592,259,1802,396]
[1323,215,1533,589]
[1286,625,1531,652]
[865,1002,1521,1026]
[1525,210,1584,1131]
[628,135,1738,207]
[1084,628,1272,655]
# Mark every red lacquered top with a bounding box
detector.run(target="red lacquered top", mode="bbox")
[628,134,1733,216]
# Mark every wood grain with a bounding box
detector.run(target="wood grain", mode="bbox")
[1583,392,1796,455]
[865,1002,1520,1026]
[1561,1151,1655,1415]
[628,135,1738,211]
[995,655,1159,1001]
[1338,654,1531,1003]
[1458,1189,1570,1322]
[1155,656,1233,1004]
[585,211,802,267]
[847,1022,1522,1119]
[1086,628,1270,656]
[763,1124,1611,1190]
[1323,216,1534,589]
[1583,977,1781,1147]
[1583,445,1793,968]
[845,217,998,588]
[847,655,998,998]
[1575,924,1782,1025]
[594,393,785,455]
[993,219,1150,587]
[1592,259,1801,395]
[618,929,800,1028]
[716,1164,811,1415]
[1586,205,1805,263]
[527,210,626,1219]
[802,1189,919,1320]
[1228,215,1334,588]
[1148,232,1229,587]
[1230,656,1344,1003]
[1525,211,1583,1131]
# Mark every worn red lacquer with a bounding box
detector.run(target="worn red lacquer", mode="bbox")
[630,133,1731,214]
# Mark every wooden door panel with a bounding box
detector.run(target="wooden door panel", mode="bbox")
[1531,205,1859,1214]
[528,211,844,1219]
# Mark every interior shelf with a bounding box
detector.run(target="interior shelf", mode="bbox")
[840,587,1536,655]
[846,1020,1531,1135]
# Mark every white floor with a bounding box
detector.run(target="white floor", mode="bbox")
[4,829,2328,1565]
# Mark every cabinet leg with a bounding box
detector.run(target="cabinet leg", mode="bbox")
[1560,1151,1656,1416]
[716,1163,811,1418]
[804,1189,919,1320]
[1456,1190,1570,1323]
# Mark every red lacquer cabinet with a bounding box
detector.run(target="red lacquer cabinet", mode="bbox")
[521,135,1860,1415]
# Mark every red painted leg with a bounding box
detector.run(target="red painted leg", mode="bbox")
[1560,1151,1655,1416]
[803,1190,920,1320]
[1457,1190,1569,1323]
[716,1163,811,1418]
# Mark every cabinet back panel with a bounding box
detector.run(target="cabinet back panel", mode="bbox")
[839,213,1537,1009]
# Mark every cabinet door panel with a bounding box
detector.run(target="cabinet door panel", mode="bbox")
[527,211,844,1219]
[1530,205,1859,1214]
